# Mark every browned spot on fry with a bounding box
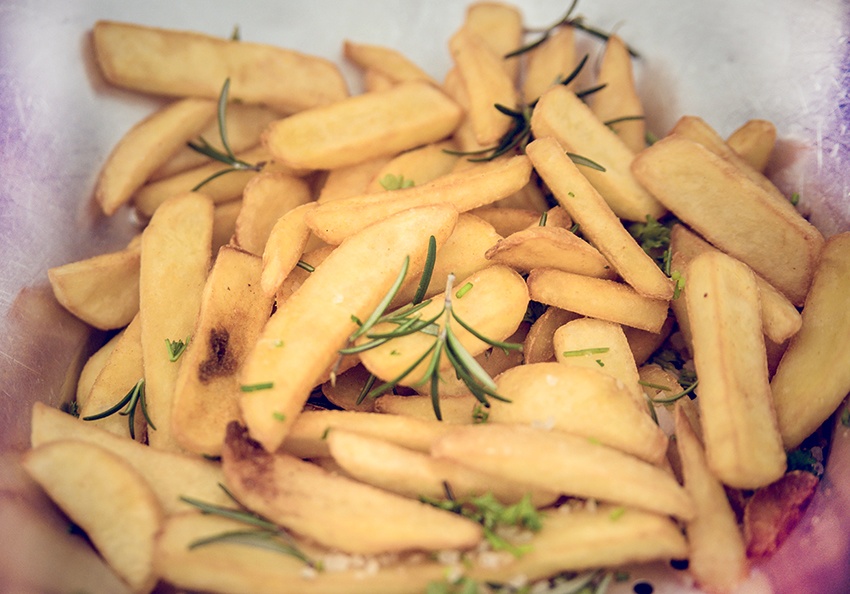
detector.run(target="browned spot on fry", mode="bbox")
[198,327,236,383]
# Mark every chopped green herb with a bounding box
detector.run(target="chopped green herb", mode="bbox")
[273,339,284,348]
[842,405,850,427]
[539,211,549,226]
[562,347,610,357]
[165,336,190,362]
[671,269,686,300]
[379,173,415,191]
[790,192,800,206]
[230,25,241,41]
[608,506,626,521]
[455,282,473,299]
[272,411,286,422]
[595,359,605,367]
[472,403,489,424]
[241,382,274,392]
[321,427,332,440]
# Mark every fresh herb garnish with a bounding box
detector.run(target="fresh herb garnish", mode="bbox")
[790,192,800,206]
[82,379,154,440]
[472,403,490,424]
[187,78,265,190]
[455,282,473,299]
[165,336,190,362]
[647,378,699,404]
[240,382,274,392]
[562,347,610,357]
[379,174,415,191]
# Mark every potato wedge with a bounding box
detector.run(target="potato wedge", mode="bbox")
[727,118,776,172]
[771,232,850,449]
[212,199,242,253]
[48,242,141,330]
[374,393,479,423]
[92,20,348,113]
[75,329,123,410]
[320,365,376,413]
[674,405,748,593]
[624,316,674,366]
[531,85,665,221]
[527,268,669,333]
[306,155,532,244]
[171,246,273,456]
[239,204,458,452]
[260,202,317,296]
[365,141,459,193]
[343,40,436,85]
[94,98,216,215]
[470,206,543,237]
[686,251,786,489]
[527,136,673,299]
[632,134,824,305]
[222,423,482,554]
[521,25,576,103]
[488,362,667,464]
[22,440,163,593]
[523,306,580,364]
[139,192,214,451]
[317,156,392,204]
[464,1,523,82]
[432,424,694,520]
[263,81,461,170]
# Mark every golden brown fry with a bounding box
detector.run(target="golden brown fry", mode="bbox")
[260,202,317,296]
[470,206,541,236]
[75,330,123,411]
[727,119,777,172]
[212,199,241,253]
[365,141,459,193]
[521,25,576,103]
[523,306,580,364]
[92,20,348,113]
[343,40,436,85]
[374,393,478,423]
[317,156,393,204]
[263,81,461,170]
[233,172,312,256]
[320,365,376,413]
[464,1,523,82]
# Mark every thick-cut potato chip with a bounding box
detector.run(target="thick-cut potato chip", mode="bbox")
[95,98,216,215]
[527,268,669,333]
[521,25,576,103]
[239,205,458,452]
[222,423,482,554]
[770,232,850,449]
[92,20,348,113]
[685,251,786,489]
[48,242,141,330]
[233,172,312,256]
[306,155,531,244]
[343,40,436,85]
[531,86,666,221]
[527,136,673,299]
[263,81,461,170]
[727,118,777,173]
[633,134,823,305]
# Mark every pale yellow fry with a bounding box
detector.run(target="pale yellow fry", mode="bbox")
[263,81,461,170]
[260,202,317,296]
[365,141,459,193]
[343,40,436,85]
[48,243,140,331]
[523,306,580,364]
[685,251,786,489]
[633,134,824,305]
[95,98,215,215]
[31,403,231,514]
[151,104,281,180]
[306,155,532,244]
[172,246,273,456]
[449,28,517,145]
[222,424,482,554]
[442,67,492,155]
[317,155,393,204]
[320,365,376,413]
[327,429,558,505]
[275,244,334,305]
[80,315,144,440]
[623,315,674,366]
[22,440,162,594]
[531,85,666,221]
[234,172,312,256]
[374,393,479,423]
[670,224,802,345]
[726,118,777,172]
[490,362,667,464]
[433,423,695,520]
[771,232,850,449]
[212,199,242,254]
[75,329,122,410]
[522,25,576,103]
[674,405,749,593]
[363,67,396,92]
[588,35,646,153]
[140,192,214,452]
[464,1,523,82]
[526,138,673,299]
[527,268,669,333]
[553,318,645,410]
[470,206,541,236]
[239,204,458,452]
[92,20,348,113]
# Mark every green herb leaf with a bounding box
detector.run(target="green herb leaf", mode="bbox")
[562,347,610,357]
[240,382,274,392]
[379,173,415,191]
[165,336,190,362]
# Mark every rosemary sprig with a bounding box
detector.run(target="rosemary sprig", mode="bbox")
[647,378,699,404]
[82,379,154,440]
[188,78,265,191]
[180,485,319,568]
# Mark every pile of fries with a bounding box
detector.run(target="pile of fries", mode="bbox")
[29,2,850,593]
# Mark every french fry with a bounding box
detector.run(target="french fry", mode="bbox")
[317,156,392,204]
[685,251,786,489]
[171,246,273,456]
[233,171,312,256]
[320,365,376,413]
[488,362,667,463]
[48,241,141,330]
[94,98,216,215]
[75,329,123,411]
[727,118,776,173]
[432,423,694,520]
[588,35,645,153]
[365,141,459,193]
[31,403,231,513]
[521,25,576,103]
[221,423,483,554]
[343,40,436,85]
[326,429,558,505]
[770,232,850,449]
[531,85,666,221]
[263,81,462,170]
[522,306,580,364]
[212,199,242,254]
[527,269,669,333]
[441,67,492,155]
[527,136,673,299]
[239,204,458,452]
[464,1,524,82]
[306,155,532,244]
[374,393,479,423]
[633,134,823,305]
[449,28,517,145]
[92,20,348,113]
[363,67,397,92]
[470,206,541,236]
[623,316,674,366]
[275,244,334,304]
[674,405,749,593]
[259,202,317,296]
[139,192,214,452]
[22,440,163,594]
